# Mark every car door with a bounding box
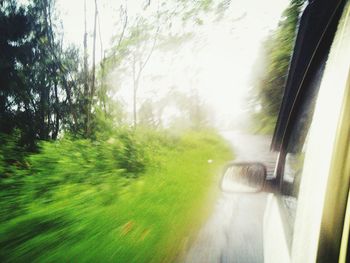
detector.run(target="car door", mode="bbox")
[263,1,350,263]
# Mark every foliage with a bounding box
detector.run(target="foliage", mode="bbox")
[0,0,229,146]
[0,1,236,261]
[0,130,233,262]
[136,89,213,132]
[0,0,86,148]
[250,0,305,134]
[99,0,233,129]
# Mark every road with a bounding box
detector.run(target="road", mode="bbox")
[183,131,278,263]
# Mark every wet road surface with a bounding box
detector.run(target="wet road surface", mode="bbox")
[184,131,278,263]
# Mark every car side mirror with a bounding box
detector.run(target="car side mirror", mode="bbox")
[220,162,267,193]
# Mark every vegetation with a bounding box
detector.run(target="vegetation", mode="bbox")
[0,129,232,262]
[0,0,234,261]
[0,0,87,147]
[249,0,305,134]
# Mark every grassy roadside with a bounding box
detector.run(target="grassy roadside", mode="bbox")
[0,130,233,262]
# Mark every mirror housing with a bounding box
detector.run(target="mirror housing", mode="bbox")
[220,162,267,193]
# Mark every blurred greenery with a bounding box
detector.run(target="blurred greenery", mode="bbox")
[0,129,233,262]
[249,0,305,134]
[0,1,234,261]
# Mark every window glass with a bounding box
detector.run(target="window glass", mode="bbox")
[281,136,307,226]
[280,56,326,231]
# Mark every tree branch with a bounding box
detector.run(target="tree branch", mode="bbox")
[116,3,128,50]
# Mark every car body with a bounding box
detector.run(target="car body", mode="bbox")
[265,0,350,262]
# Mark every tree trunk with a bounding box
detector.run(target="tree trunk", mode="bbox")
[87,0,98,136]
[52,80,60,140]
[133,84,137,127]
[132,54,137,127]
[83,0,89,135]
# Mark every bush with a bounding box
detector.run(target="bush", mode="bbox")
[0,129,233,262]
[0,131,28,178]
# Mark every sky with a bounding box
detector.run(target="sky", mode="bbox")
[57,0,289,128]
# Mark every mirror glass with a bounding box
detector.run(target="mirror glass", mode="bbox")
[221,162,267,193]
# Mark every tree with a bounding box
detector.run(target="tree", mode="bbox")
[86,0,98,136]
[130,20,159,127]
[0,0,84,148]
[138,99,157,128]
[83,0,89,134]
[102,0,233,128]
[250,0,305,133]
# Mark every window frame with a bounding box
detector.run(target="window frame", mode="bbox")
[271,4,344,250]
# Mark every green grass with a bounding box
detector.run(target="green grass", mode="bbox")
[0,130,233,262]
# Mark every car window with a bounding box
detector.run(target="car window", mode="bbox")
[280,55,327,233]
[281,131,308,228]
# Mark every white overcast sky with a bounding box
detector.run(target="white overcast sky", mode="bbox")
[57,0,289,127]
